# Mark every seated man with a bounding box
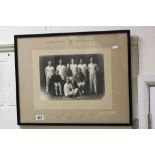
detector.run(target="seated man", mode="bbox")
[51,70,62,96]
[75,68,86,95]
[64,77,78,98]
[64,64,73,81]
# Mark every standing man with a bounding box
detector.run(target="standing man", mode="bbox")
[78,58,88,81]
[88,57,99,95]
[56,59,66,80]
[45,61,55,94]
[70,58,78,77]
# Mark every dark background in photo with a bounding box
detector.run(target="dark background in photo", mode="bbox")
[39,53,105,99]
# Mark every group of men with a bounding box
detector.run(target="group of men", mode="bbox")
[45,57,99,98]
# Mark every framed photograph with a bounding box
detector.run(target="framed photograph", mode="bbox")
[15,30,132,125]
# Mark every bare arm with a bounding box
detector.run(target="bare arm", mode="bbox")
[52,67,55,74]
[45,67,47,75]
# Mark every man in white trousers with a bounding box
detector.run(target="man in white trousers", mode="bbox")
[88,57,99,95]
[45,61,55,94]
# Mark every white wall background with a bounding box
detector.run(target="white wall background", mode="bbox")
[1,26,155,74]
[0,26,154,128]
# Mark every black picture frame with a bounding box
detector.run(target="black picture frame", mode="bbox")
[14,30,132,126]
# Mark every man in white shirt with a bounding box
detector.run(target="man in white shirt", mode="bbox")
[45,61,55,94]
[88,57,99,95]
[70,58,78,77]
[78,58,87,81]
[56,59,66,80]
[64,77,78,97]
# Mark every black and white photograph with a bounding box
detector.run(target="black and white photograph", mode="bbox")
[39,53,104,100]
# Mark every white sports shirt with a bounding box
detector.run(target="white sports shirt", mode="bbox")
[45,66,54,77]
[56,64,65,79]
[64,83,73,96]
[88,63,98,75]
[70,64,78,76]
